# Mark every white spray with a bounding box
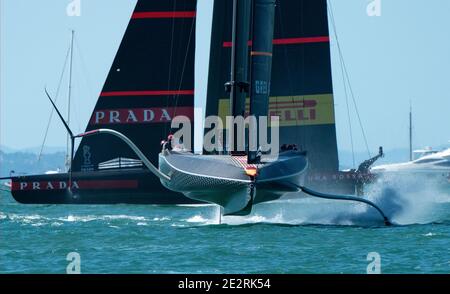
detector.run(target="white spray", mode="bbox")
[190,173,450,226]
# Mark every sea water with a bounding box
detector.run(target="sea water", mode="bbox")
[1,175,450,274]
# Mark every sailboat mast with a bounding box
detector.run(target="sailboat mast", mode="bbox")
[409,103,413,161]
[66,30,75,170]
[248,0,276,163]
[227,0,251,154]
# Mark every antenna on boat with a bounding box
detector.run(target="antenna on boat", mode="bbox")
[66,30,75,171]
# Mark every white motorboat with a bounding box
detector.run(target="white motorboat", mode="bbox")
[371,148,450,177]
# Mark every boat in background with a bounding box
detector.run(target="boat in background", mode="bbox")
[372,147,450,177]
[412,147,439,160]
[371,104,450,183]
[8,0,199,204]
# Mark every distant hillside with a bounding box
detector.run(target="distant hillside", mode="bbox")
[0,145,65,154]
[0,150,66,177]
[0,145,15,153]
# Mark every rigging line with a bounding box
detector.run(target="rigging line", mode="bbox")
[72,37,87,133]
[165,0,178,136]
[73,35,96,134]
[327,3,355,167]
[172,16,195,124]
[73,34,95,104]
[171,2,193,132]
[343,51,371,158]
[70,66,82,132]
[37,45,71,162]
[341,52,356,167]
[328,0,372,158]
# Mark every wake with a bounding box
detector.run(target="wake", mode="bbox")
[187,174,450,227]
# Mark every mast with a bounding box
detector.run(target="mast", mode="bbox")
[248,0,276,163]
[226,0,251,154]
[205,1,339,171]
[409,103,413,161]
[66,30,75,171]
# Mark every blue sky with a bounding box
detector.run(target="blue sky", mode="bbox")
[1,0,450,155]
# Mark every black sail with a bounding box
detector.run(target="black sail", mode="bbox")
[205,0,339,172]
[72,0,197,172]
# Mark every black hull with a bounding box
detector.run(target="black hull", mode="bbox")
[9,167,369,205]
[10,168,200,205]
